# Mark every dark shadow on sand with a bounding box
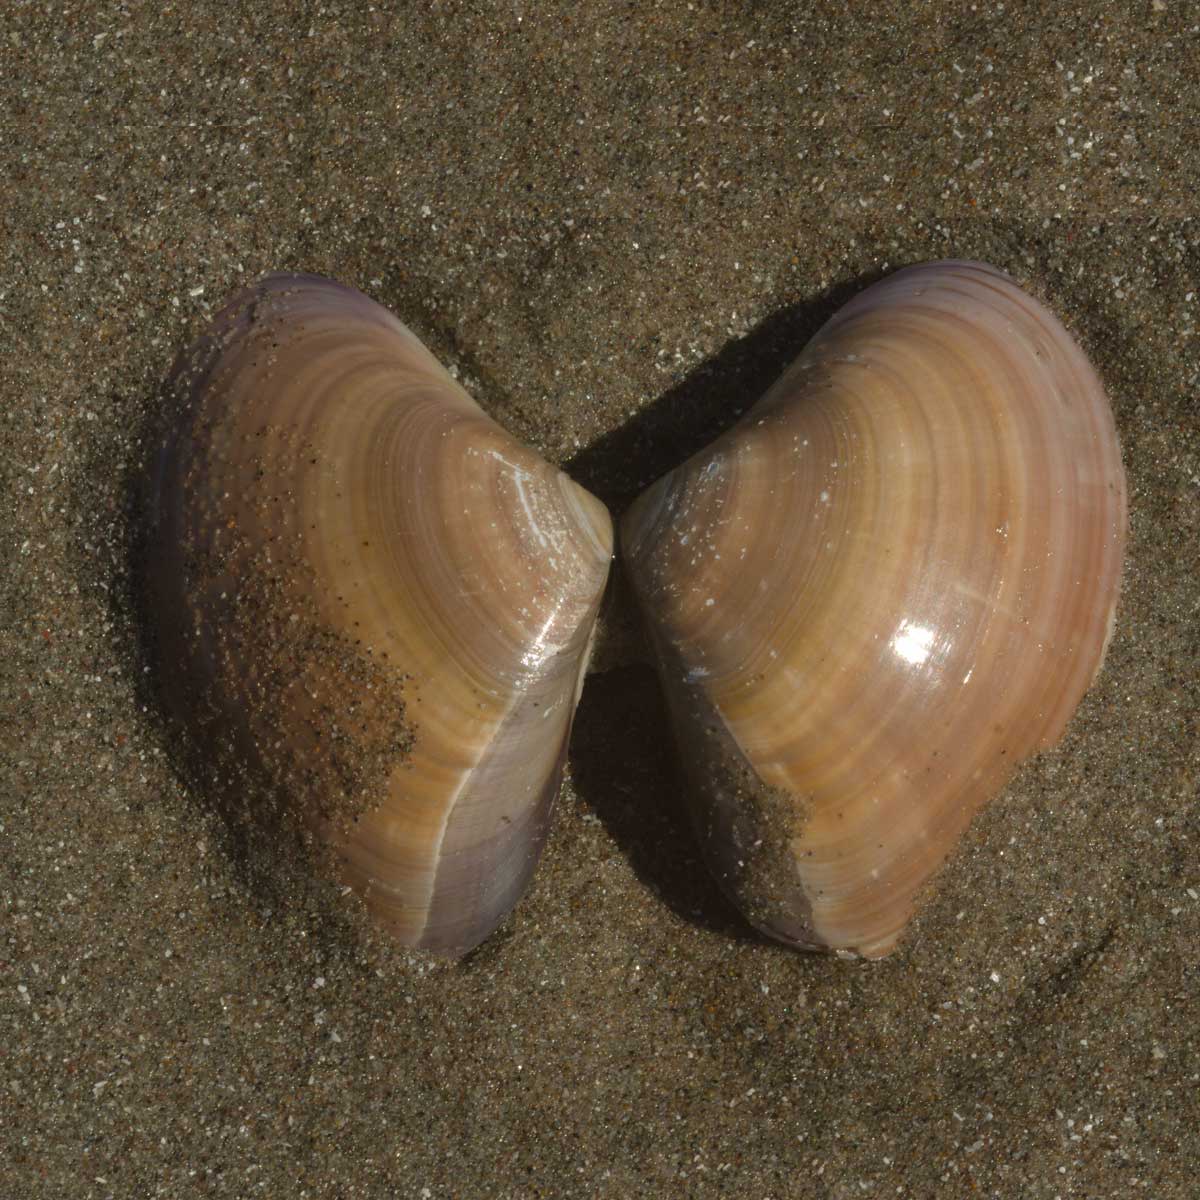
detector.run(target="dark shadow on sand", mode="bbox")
[567,662,764,944]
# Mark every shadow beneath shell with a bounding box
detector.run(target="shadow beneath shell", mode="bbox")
[567,663,766,945]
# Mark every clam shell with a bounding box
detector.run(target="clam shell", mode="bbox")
[145,274,612,954]
[622,261,1127,958]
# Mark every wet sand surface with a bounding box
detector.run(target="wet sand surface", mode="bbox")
[2,3,1198,1197]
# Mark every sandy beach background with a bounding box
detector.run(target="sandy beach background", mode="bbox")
[2,3,1198,1196]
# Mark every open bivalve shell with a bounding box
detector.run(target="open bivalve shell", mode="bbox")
[145,274,612,954]
[622,261,1127,958]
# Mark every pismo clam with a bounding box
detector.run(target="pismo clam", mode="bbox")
[144,274,612,954]
[622,261,1127,957]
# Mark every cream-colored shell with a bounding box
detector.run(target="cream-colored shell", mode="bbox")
[622,261,1127,957]
[145,274,612,954]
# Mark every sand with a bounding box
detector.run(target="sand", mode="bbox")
[2,2,1198,1197]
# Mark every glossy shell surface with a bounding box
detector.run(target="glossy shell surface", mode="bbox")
[145,274,612,954]
[622,261,1127,958]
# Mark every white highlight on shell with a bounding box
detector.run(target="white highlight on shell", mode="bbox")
[891,620,937,667]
